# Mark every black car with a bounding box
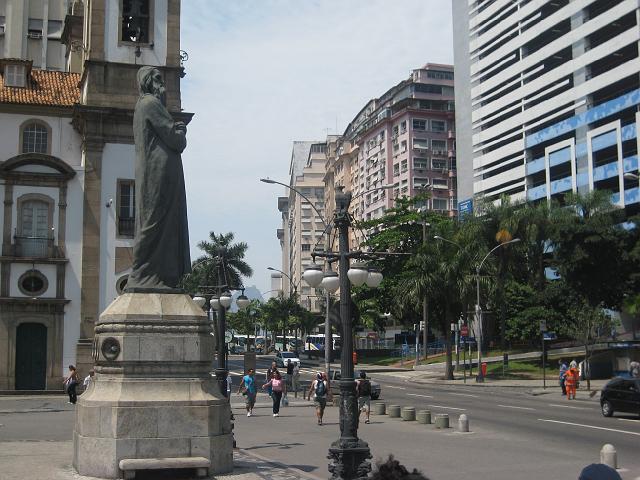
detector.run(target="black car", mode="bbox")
[600,377,640,417]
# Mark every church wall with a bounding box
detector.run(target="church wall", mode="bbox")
[104,0,169,66]
[0,113,82,165]
[63,169,84,372]
[99,142,135,313]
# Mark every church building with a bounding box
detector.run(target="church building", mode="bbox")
[0,0,187,390]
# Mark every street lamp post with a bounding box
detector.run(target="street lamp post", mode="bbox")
[263,179,392,480]
[267,266,300,354]
[192,253,250,398]
[474,238,521,382]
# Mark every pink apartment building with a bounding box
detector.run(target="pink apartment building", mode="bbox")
[342,64,456,220]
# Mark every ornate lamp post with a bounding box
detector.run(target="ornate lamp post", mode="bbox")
[263,178,394,479]
[302,188,394,480]
[192,253,250,398]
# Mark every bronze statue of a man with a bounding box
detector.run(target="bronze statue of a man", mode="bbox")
[126,66,191,292]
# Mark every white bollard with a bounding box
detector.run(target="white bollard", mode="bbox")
[600,444,617,469]
[458,414,469,432]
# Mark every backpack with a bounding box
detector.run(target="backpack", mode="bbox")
[357,379,371,397]
[315,380,327,397]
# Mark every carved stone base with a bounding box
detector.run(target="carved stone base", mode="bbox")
[328,438,372,480]
[73,293,233,479]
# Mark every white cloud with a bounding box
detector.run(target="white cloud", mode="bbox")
[180,0,453,293]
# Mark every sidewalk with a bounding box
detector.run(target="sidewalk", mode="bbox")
[0,441,320,480]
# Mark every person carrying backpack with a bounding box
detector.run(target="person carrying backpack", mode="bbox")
[308,372,330,425]
[356,370,372,424]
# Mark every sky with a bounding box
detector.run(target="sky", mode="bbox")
[179,0,453,296]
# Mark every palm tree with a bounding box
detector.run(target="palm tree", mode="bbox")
[399,219,481,379]
[182,231,253,293]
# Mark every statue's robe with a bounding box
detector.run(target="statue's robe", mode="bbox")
[127,93,191,291]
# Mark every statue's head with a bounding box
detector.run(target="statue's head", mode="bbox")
[137,66,166,105]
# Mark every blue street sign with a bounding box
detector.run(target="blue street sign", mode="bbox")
[543,332,557,341]
[460,336,476,344]
[402,343,410,355]
[458,199,473,218]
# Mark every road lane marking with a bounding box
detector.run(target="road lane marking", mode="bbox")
[427,404,466,411]
[407,393,433,398]
[448,392,478,398]
[386,386,406,390]
[497,404,535,411]
[548,404,589,410]
[538,419,640,436]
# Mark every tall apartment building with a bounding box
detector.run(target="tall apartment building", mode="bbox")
[342,64,457,221]
[0,0,186,390]
[453,0,640,213]
[277,141,326,313]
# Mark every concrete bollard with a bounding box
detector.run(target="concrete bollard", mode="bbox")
[435,414,449,429]
[374,403,386,415]
[401,406,416,421]
[457,414,469,432]
[416,410,431,424]
[388,405,401,418]
[600,444,617,469]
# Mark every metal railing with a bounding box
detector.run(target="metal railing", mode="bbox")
[118,217,135,237]
[13,235,54,258]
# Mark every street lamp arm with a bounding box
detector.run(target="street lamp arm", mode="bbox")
[267,266,300,292]
[478,238,521,273]
[260,178,328,229]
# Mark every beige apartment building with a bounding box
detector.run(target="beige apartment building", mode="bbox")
[277,141,326,313]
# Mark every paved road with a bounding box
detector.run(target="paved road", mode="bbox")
[228,355,640,479]
[1,355,638,479]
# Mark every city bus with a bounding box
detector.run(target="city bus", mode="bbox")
[305,333,341,351]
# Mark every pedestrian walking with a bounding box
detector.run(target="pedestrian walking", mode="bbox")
[64,365,79,404]
[292,362,300,396]
[356,371,371,424]
[82,370,94,392]
[558,360,568,396]
[238,368,257,416]
[226,374,232,399]
[307,372,330,425]
[629,360,640,378]
[263,370,286,417]
[286,359,295,388]
[266,361,278,398]
[564,360,579,400]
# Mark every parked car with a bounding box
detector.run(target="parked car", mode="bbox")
[275,351,301,368]
[600,377,640,417]
[328,370,381,400]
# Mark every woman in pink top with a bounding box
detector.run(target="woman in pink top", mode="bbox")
[263,370,286,417]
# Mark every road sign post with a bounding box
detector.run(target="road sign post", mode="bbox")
[540,321,546,389]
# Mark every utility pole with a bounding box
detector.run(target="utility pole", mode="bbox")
[421,219,429,361]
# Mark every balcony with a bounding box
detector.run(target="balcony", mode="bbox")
[118,217,135,237]
[13,235,57,258]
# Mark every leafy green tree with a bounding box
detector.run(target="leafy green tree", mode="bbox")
[549,191,636,311]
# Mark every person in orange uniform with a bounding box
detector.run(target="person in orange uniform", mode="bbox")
[564,360,579,400]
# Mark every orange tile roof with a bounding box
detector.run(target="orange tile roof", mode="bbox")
[0,69,80,107]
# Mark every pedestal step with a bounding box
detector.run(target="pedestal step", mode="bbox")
[119,456,210,479]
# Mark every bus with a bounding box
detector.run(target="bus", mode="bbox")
[305,334,341,351]
[275,335,303,352]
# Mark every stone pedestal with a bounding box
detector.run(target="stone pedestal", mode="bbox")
[73,293,233,479]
